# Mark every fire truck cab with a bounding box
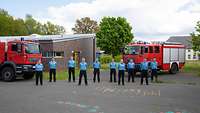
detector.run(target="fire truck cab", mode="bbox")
[0,39,42,81]
[123,42,185,74]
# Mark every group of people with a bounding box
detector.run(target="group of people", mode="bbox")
[34,56,158,86]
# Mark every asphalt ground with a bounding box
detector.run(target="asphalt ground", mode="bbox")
[0,71,200,113]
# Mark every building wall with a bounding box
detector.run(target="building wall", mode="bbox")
[186,49,200,60]
[79,37,95,65]
[53,39,81,70]
[40,37,95,71]
[38,40,54,70]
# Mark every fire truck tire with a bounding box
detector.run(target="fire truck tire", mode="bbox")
[170,63,178,74]
[23,73,34,80]
[1,67,15,82]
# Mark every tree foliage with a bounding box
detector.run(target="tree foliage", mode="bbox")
[44,21,65,35]
[96,17,134,56]
[191,21,200,51]
[72,17,99,34]
[0,9,65,36]
[0,9,28,36]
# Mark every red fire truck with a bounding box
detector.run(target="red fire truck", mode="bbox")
[0,39,42,81]
[123,42,185,74]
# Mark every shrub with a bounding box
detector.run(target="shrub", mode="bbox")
[114,55,122,62]
[198,71,200,77]
[101,63,109,70]
[99,55,112,64]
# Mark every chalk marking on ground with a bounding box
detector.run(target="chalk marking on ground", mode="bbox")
[56,101,103,113]
[95,86,161,96]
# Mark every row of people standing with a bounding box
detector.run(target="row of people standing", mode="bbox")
[140,58,158,85]
[35,58,57,85]
[109,59,135,85]
[48,56,89,85]
[67,56,88,85]
[34,56,158,86]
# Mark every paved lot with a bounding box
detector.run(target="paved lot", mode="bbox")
[0,71,200,113]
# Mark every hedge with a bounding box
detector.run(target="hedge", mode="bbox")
[99,54,122,64]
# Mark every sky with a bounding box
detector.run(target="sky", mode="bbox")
[1,0,200,41]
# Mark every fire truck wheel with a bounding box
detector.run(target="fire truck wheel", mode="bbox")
[23,73,34,80]
[170,63,178,74]
[1,67,15,82]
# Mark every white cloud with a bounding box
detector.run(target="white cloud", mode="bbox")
[36,0,200,41]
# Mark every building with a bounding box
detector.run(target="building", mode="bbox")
[167,36,200,60]
[0,34,96,70]
[38,34,96,70]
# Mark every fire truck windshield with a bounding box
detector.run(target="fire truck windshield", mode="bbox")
[25,43,40,54]
[124,46,140,55]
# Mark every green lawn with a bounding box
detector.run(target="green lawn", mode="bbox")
[183,60,200,76]
[43,69,81,80]
[43,69,95,80]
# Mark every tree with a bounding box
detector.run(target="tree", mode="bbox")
[24,14,44,35]
[0,9,65,36]
[72,17,99,34]
[0,9,28,36]
[191,21,200,51]
[25,15,65,35]
[96,17,134,56]
[0,9,13,36]
[43,21,65,35]
[13,18,29,35]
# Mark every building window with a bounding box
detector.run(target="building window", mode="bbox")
[42,51,54,58]
[42,51,64,58]
[54,51,64,58]
[154,46,160,53]
[188,49,191,52]
[149,46,153,53]
[198,54,200,60]
[193,54,196,59]
[188,54,191,59]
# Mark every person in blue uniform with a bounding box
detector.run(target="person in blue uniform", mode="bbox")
[140,58,149,85]
[49,58,57,82]
[109,59,117,83]
[78,58,88,85]
[150,58,158,82]
[35,60,44,86]
[93,59,101,83]
[67,56,76,82]
[118,59,125,85]
[127,59,135,82]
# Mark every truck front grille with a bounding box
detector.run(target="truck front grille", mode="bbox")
[29,58,39,63]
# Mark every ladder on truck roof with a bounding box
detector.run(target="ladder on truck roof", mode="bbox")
[151,41,182,45]
[163,42,183,45]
